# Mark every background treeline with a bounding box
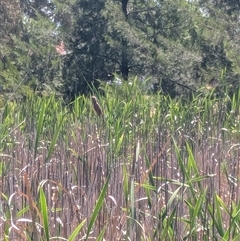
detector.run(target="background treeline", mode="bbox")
[1,0,240,100]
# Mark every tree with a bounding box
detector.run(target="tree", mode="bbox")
[19,0,55,19]
[186,0,240,94]
[0,0,24,94]
[102,0,203,96]
[59,0,117,98]
[0,0,63,98]
[2,0,240,99]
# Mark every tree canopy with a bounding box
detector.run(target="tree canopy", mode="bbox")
[1,0,240,99]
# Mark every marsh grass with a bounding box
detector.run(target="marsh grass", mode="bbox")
[1,80,240,240]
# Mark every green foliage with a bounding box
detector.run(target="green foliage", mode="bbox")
[0,3,63,99]
[68,219,86,241]
[58,0,114,98]
[39,187,50,241]
[1,0,240,98]
[86,175,110,240]
[1,82,240,239]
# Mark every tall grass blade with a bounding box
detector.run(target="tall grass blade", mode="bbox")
[39,187,50,241]
[130,179,135,225]
[189,189,207,238]
[123,163,129,205]
[161,205,177,240]
[34,98,47,159]
[68,219,86,241]
[96,225,107,241]
[46,112,66,162]
[214,193,225,237]
[86,175,110,240]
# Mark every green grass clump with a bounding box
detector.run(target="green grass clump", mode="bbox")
[1,78,240,240]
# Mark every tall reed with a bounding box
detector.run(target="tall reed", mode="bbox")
[0,80,240,240]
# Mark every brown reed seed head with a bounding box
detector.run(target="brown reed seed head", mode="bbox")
[91,96,103,117]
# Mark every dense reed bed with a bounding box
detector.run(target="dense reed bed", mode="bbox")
[1,80,240,240]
